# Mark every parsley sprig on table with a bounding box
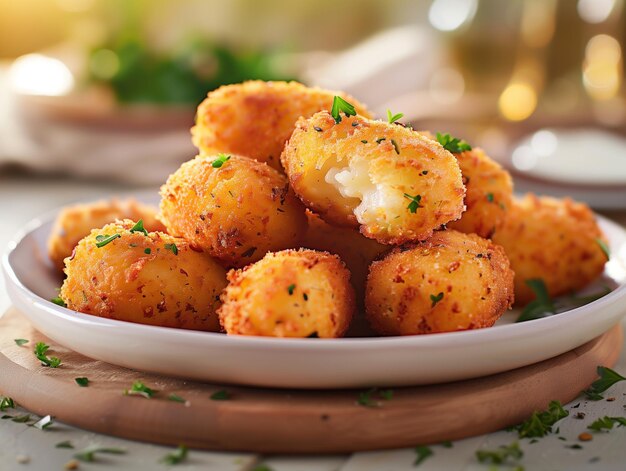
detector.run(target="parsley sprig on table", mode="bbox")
[74,445,126,462]
[476,442,523,465]
[330,96,356,123]
[34,342,61,368]
[436,132,472,153]
[160,444,188,465]
[513,400,568,438]
[124,381,157,399]
[588,416,626,432]
[583,366,626,400]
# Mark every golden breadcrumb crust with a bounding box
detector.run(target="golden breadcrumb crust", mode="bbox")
[492,194,608,305]
[159,154,307,267]
[218,249,355,337]
[47,199,166,272]
[365,230,514,335]
[192,80,371,170]
[60,220,226,331]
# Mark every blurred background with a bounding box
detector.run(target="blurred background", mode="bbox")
[1,0,625,205]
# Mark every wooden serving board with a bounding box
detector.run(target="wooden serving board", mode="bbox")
[0,307,622,454]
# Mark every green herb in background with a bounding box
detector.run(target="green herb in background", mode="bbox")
[210,390,231,401]
[14,339,28,346]
[436,132,472,153]
[587,416,626,432]
[89,36,296,105]
[56,440,74,449]
[516,279,554,322]
[168,394,186,403]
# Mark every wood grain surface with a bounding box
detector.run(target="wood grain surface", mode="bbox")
[0,307,622,454]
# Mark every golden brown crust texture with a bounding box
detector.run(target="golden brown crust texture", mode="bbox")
[365,230,514,335]
[60,220,227,331]
[218,249,355,337]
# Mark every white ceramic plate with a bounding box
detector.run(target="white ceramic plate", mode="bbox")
[3,198,626,389]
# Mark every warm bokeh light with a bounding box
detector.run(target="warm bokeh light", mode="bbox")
[577,0,616,24]
[498,82,537,121]
[530,129,558,157]
[8,54,74,95]
[583,34,622,101]
[428,0,477,32]
[521,0,556,48]
[89,48,120,80]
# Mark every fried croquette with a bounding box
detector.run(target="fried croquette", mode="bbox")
[192,80,372,170]
[492,194,608,305]
[281,112,466,244]
[302,210,387,304]
[159,154,307,267]
[60,220,227,331]
[47,198,166,272]
[365,230,514,335]
[218,249,355,337]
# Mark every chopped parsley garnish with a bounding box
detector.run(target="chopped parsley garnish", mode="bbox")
[164,243,178,255]
[390,139,400,154]
[210,390,231,400]
[124,381,157,399]
[95,233,121,248]
[11,414,32,423]
[414,445,433,466]
[330,96,356,123]
[303,293,309,301]
[356,388,394,408]
[74,445,126,462]
[476,442,523,465]
[51,296,66,307]
[33,415,54,430]
[14,339,28,346]
[129,219,148,236]
[375,137,386,144]
[387,109,404,124]
[168,394,186,403]
[287,284,296,295]
[430,292,444,307]
[596,238,610,259]
[583,366,626,400]
[486,192,495,203]
[441,441,453,448]
[75,377,89,387]
[241,246,257,258]
[212,153,231,168]
[144,248,151,254]
[436,132,472,153]
[361,139,368,144]
[160,444,188,465]
[516,279,554,323]
[588,416,626,431]
[513,400,568,438]
[404,193,423,213]
[0,397,15,411]
[34,342,61,368]
[56,440,74,449]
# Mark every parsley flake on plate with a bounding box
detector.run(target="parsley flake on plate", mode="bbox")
[124,381,157,399]
[74,445,126,462]
[476,441,523,465]
[414,445,433,466]
[34,342,61,368]
[168,394,186,403]
[330,96,356,123]
[51,296,66,307]
[210,390,231,400]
